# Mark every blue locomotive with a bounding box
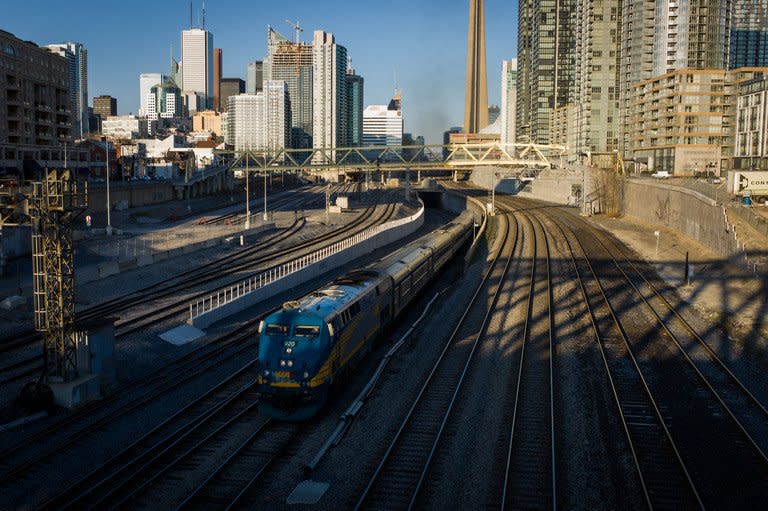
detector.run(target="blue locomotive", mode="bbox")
[257,211,473,420]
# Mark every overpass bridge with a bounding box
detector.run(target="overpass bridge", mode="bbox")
[216,142,566,180]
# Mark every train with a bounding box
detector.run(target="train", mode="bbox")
[257,210,474,420]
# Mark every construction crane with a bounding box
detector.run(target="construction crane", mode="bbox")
[0,169,87,403]
[285,19,303,44]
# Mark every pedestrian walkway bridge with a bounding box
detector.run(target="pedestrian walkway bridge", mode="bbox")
[217,142,566,175]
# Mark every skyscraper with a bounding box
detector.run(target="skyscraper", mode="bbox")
[220,78,245,110]
[346,68,365,147]
[619,0,733,156]
[226,85,290,153]
[651,0,731,76]
[227,94,263,151]
[181,28,214,109]
[464,0,488,134]
[312,31,348,154]
[264,80,291,152]
[45,42,88,139]
[213,48,222,111]
[500,59,517,146]
[93,95,117,128]
[730,0,768,68]
[139,73,167,117]
[265,28,314,147]
[146,80,182,120]
[572,0,621,155]
[516,0,576,144]
[363,98,403,147]
[247,61,264,94]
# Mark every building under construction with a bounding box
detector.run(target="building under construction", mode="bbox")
[264,27,313,148]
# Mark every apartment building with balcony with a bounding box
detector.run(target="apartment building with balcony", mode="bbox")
[0,30,88,175]
[629,67,768,175]
[734,75,768,170]
[619,1,733,159]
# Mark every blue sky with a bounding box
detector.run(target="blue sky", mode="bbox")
[4,0,517,143]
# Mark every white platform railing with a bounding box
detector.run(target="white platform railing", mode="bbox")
[188,203,425,323]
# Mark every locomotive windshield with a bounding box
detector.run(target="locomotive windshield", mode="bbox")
[265,324,289,336]
[294,325,321,338]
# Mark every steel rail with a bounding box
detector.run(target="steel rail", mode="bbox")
[499,210,556,510]
[597,227,768,421]
[39,360,262,511]
[583,223,768,464]
[553,212,705,509]
[353,212,517,510]
[0,325,260,488]
[0,197,397,477]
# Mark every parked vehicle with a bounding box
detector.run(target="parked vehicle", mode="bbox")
[652,171,671,179]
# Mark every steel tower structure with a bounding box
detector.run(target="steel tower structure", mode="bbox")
[464,0,489,134]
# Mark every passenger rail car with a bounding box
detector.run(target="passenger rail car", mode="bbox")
[257,211,473,419]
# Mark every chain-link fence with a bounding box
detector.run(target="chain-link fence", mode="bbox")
[82,224,260,261]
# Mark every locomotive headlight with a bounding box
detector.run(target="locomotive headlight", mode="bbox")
[280,360,286,367]
[303,371,310,379]
[263,370,270,377]
[285,347,293,355]
[287,360,294,368]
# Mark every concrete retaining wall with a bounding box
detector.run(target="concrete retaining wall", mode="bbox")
[441,189,488,262]
[190,211,425,329]
[86,182,175,214]
[623,179,742,260]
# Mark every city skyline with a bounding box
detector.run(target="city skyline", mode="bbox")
[2,0,518,144]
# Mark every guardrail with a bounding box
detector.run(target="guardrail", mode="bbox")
[188,203,425,324]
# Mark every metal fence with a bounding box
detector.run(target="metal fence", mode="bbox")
[728,205,768,240]
[83,224,249,261]
[189,204,425,322]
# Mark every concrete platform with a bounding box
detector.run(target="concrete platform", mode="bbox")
[287,480,330,505]
[50,373,100,409]
[160,324,206,346]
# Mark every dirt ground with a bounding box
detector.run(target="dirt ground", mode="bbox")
[590,214,768,359]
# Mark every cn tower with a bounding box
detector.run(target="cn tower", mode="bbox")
[464,0,489,134]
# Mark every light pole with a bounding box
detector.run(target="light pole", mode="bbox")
[263,168,268,222]
[105,138,112,236]
[245,149,251,230]
[491,170,497,216]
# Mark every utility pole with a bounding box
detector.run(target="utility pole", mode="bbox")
[263,169,268,222]
[105,139,112,235]
[245,150,251,229]
[491,170,496,216]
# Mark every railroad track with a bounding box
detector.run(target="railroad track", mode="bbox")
[0,183,356,353]
[353,213,518,510]
[38,358,264,510]
[0,194,405,507]
[560,212,768,508]
[201,182,330,225]
[538,207,702,510]
[0,186,388,381]
[507,197,768,508]
[499,210,557,510]
[173,421,302,510]
[0,322,261,495]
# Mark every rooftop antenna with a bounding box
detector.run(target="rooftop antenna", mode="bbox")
[393,67,399,94]
[202,0,206,29]
[285,19,303,44]
[189,1,193,29]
